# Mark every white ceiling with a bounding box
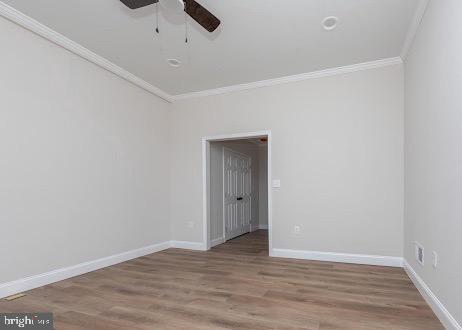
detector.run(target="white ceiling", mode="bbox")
[2,0,421,96]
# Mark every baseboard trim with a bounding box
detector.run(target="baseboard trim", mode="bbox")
[210,237,225,248]
[0,241,171,299]
[404,260,461,330]
[258,225,269,230]
[270,248,403,267]
[170,241,207,251]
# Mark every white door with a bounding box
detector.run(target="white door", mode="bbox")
[223,148,252,241]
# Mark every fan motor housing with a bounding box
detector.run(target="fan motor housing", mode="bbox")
[119,0,220,33]
[120,0,158,9]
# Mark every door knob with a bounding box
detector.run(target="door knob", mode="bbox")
[237,197,243,201]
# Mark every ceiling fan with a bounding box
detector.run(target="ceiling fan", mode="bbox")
[120,0,221,33]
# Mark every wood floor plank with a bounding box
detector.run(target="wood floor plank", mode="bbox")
[0,230,443,329]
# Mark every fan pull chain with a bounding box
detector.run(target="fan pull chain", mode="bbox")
[184,2,188,43]
[155,2,159,34]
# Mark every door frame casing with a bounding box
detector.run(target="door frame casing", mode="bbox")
[202,131,272,251]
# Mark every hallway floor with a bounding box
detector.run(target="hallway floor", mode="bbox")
[0,230,442,329]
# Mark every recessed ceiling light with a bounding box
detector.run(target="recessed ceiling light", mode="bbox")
[167,58,181,67]
[322,16,338,31]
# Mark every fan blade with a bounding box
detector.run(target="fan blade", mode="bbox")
[120,0,158,9]
[184,0,220,32]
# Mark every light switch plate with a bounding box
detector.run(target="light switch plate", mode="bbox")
[294,226,301,234]
[272,179,281,188]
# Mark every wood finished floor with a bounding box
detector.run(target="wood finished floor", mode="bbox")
[1,230,442,329]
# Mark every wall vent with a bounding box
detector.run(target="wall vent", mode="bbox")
[415,242,424,266]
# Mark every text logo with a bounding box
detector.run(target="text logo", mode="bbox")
[0,314,53,329]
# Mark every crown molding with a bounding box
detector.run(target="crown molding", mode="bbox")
[1,1,404,104]
[400,0,430,60]
[0,1,174,103]
[171,57,403,101]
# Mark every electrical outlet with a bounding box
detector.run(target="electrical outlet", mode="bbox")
[187,221,194,229]
[415,242,424,266]
[432,251,438,269]
[294,226,301,235]
[272,179,281,188]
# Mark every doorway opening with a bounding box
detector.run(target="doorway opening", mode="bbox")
[202,131,272,254]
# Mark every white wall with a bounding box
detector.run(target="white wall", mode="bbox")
[170,64,404,258]
[404,0,462,325]
[0,5,410,296]
[0,17,171,284]
[258,146,268,227]
[209,141,260,242]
